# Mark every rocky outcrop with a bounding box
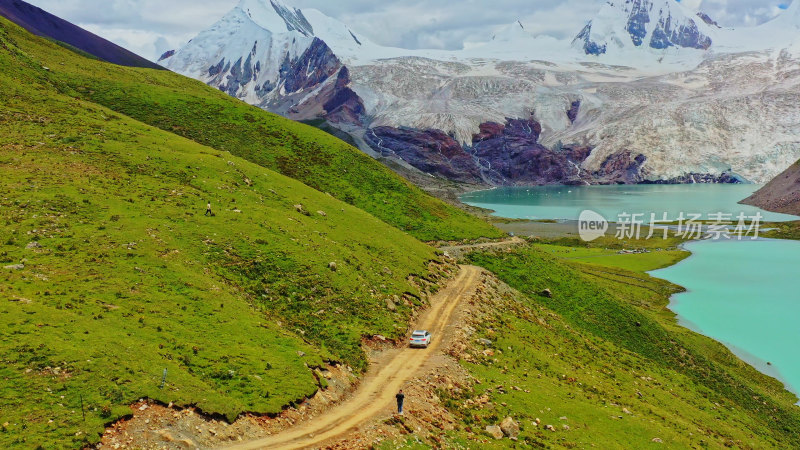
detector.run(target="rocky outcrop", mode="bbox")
[575,23,606,55]
[696,12,720,28]
[470,119,592,185]
[158,50,175,62]
[593,151,647,184]
[485,425,504,439]
[322,67,366,125]
[281,38,341,94]
[499,416,520,439]
[641,171,744,185]
[626,0,651,47]
[741,161,800,215]
[574,0,713,54]
[650,16,711,50]
[365,127,483,184]
[365,118,681,186]
[567,100,581,124]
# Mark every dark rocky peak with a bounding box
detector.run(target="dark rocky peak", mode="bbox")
[626,0,651,46]
[650,14,711,50]
[158,49,175,62]
[268,0,314,36]
[280,37,341,94]
[575,0,713,54]
[575,22,607,55]
[696,11,720,28]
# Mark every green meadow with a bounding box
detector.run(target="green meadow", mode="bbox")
[0,17,453,448]
[441,245,800,448]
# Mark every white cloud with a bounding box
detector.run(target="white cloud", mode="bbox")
[22,0,791,60]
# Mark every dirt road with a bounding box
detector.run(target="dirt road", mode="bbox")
[226,265,482,450]
[439,236,526,259]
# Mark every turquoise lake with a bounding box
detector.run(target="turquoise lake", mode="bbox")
[462,184,800,397]
[652,239,800,397]
[461,184,799,222]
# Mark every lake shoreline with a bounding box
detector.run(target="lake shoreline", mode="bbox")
[461,183,800,405]
[651,238,800,403]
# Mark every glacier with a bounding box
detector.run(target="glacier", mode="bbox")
[163,0,800,185]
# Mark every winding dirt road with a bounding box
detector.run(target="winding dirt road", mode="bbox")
[439,236,525,259]
[226,265,482,450]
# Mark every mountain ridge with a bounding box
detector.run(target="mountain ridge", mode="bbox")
[163,0,800,187]
[572,0,714,55]
[0,0,163,69]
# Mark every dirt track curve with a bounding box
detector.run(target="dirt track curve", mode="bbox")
[226,265,482,450]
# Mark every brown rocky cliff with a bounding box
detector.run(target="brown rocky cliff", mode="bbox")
[741,160,800,215]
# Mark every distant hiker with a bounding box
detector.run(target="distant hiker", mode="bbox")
[205,201,212,216]
[396,389,405,415]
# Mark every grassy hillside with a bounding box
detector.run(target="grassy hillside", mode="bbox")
[455,245,800,447]
[0,20,447,448]
[0,16,501,243]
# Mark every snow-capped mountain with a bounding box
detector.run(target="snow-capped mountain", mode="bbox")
[164,0,374,122]
[573,0,714,56]
[163,0,800,186]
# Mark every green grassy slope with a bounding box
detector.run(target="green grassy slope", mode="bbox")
[534,243,690,272]
[455,246,800,447]
[0,16,501,242]
[0,21,444,448]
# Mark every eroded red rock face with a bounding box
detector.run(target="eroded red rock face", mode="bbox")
[473,122,506,143]
[323,67,366,125]
[366,127,483,184]
[593,151,647,184]
[367,118,597,185]
[364,118,680,186]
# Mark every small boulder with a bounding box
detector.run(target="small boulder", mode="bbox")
[297,351,306,357]
[545,424,556,432]
[26,241,41,249]
[485,425,504,440]
[652,438,663,443]
[3,264,24,270]
[540,288,552,298]
[478,338,493,346]
[328,262,337,272]
[500,416,520,439]
[316,210,327,217]
[385,298,396,311]
[294,204,311,216]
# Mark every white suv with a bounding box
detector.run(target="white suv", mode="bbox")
[409,330,432,348]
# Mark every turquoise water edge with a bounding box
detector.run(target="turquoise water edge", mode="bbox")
[651,239,800,398]
[463,184,800,399]
[461,184,799,222]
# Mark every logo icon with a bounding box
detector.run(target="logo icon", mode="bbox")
[579,209,608,242]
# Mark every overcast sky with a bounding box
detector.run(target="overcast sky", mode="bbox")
[23,0,792,61]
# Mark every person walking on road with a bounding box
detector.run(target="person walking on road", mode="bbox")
[396,389,405,415]
[205,201,212,216]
